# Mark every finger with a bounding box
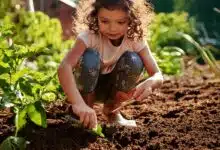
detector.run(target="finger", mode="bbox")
[89,113,96,129]
[133,87,144,99]
[88,114,94,129]
[72,105,78,115]
[136,92,144,101]
[83,113,90,128]
[132,83,144,98]
[136,88,152,101]
[93,113,97,128]
[79,112,85,123]
[127,88,136,97]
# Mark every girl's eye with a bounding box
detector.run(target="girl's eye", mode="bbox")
[118,21,126,25]
[101,20,109,24]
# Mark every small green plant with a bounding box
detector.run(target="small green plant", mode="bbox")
[63,115,105,138]
[92,124,105,138]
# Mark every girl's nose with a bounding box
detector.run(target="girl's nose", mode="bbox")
[109,24,117,32]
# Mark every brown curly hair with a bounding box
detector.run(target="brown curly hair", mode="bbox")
[73,0,154,41]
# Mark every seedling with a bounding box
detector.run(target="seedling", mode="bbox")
[62,115,105,138]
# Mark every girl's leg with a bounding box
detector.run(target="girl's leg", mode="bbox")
[113,51,144,93]
[74,48,100,107]
[103,51,143,126]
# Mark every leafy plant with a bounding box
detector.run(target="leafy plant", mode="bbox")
[154,46,185,75]
[147,12,194,75]
[2,10,73,72]
[0,0,23,18]
[148,12,195,53]
[0,21,59,149]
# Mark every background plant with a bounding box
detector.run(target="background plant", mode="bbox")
[2,9,73,72]
[147,12,195,75]
[152,0,220,49]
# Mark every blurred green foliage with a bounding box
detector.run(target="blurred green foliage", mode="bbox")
[0,0,12,18]
[4,10,63,49]
[148,12,195,53]
[153,0,220,48]
[0,22,61,105]
[2,10,73,71]
[0,0,22,18]
[148,12,195,75]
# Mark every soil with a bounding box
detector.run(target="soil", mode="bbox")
[0,62,220,150]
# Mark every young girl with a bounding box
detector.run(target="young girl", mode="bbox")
[58,0,163,129]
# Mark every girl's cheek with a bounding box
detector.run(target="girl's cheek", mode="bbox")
[98,26,105,32]
[122,27,128,33]
[99,24,108,31]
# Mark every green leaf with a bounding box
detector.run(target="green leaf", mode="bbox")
[18,78,33,96]
[0,136,27,150]
[0,79,10,91]
[92,124,105,137]
[15,107,28,134]
[27,101,47,128]
[12,69,30,85]
[0,63,10,75]
[42,92,57,102]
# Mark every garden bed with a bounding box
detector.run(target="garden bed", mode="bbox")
[0,63,220,150]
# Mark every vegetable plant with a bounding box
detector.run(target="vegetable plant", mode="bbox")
[2,10,73,72]
[147,12,196,75]
[0,21,58,150]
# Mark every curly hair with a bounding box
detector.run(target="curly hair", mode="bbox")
[73,0,154,41]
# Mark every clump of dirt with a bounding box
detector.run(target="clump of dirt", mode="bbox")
[0,63,220,150]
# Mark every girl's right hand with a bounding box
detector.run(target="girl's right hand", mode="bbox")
[71,102,97,129]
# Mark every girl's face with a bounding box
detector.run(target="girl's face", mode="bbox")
[97,8,129,40]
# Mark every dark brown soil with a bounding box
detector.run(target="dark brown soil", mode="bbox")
[1,63,220,150]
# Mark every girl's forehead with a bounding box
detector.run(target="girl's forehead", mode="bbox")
[98,8,128,20]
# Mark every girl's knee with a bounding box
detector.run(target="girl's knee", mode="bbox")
[75,48,100,93]
[117,51,143,74]
[81,48,100,70]
[112,51,144,92]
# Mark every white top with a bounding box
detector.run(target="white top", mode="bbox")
[77,30,146,74]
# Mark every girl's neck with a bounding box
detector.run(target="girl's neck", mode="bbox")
[109,36,124,47]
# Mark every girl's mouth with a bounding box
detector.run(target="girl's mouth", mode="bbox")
[107,33,120,38]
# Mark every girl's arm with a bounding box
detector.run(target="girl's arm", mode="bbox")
[139,44,163,88]
[133,44,164,101]
[58,39,86,105]
[57,39,97,129]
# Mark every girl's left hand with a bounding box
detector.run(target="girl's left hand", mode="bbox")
[132,79,153,101]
